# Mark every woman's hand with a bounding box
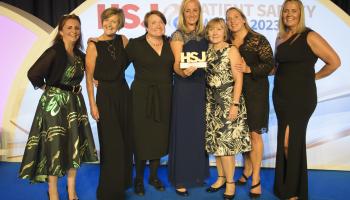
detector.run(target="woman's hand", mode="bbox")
[227,105,238,121]
[91,104,100,121]
[233,57,251,73]
[183,66,197,77]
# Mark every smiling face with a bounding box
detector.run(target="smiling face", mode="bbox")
[102,14,119,36]
[146,14,165,37]
[59,18,81,44]
[226,9,246,33]
[282,1,301,30]
[207,22,226,45]
[184,0,200,27]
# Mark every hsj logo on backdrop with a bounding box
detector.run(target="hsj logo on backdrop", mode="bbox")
[180,52,207,69]
[97,4,159,29]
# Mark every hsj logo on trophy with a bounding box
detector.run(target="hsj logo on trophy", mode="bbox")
[180,51,207,69]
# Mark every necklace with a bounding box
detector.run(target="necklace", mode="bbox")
[146,35,163,47]
[106,39,116,60]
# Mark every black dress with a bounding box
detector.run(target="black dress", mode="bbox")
[235,32,274,133]
[168,30,209,188]
[126,34,174,160]
[273,29,318,200]
[93,35,132,200]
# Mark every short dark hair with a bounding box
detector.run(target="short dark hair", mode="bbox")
[53,14,82,50]
[101,8,125,30]
[144,10,167,28]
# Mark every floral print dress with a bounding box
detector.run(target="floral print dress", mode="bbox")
[19,56,98,183]
[205,46,251,156]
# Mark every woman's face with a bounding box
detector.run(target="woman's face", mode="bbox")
[60,18,81,44]
[226,9,246,33]
[207,23,225,45]
[146,14,165,37]
[184,0,200,26]
[282,1,301,29]
[102,14,119,36]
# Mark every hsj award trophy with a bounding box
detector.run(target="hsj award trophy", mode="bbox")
[180,51,207,68]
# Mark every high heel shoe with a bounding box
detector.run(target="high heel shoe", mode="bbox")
[236,173,251,185]
[249,181,261,199]
[223,181,235,200]
[66,186,79,200]
[175,187,189,197]
[206,176,226,193]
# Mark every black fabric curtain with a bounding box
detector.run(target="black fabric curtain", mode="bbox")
[1,0,350,27]
[1,0,85,27]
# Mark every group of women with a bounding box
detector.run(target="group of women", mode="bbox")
[19,0,341,200]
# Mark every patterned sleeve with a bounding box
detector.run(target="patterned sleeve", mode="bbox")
[27,47,56,89]
[170,30,184,42]
[250,35,274,78]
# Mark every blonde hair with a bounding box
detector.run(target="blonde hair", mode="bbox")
[101,8,125,30]
[278,0,306,36]
[177,0,205,35]
[205,18,228,41]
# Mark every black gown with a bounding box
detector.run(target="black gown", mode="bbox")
[168,30,209,188]
[273,29,318,200]
[93,35,132,200]
[126,34,174,160]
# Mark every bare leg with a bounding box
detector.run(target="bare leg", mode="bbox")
[221,156,236,196]
[250,131,263,194]
[238,152,252,183]
[210,157,226,188]
[284,126,297,199]
[67,168,78,200]
[48,175,59,200]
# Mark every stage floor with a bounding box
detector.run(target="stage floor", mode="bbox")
[0,162,349,199]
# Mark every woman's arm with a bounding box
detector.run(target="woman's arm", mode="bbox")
[228,46,243,121]
[85,42,99,121]
[27,48,56,90]
[307,31,341,80]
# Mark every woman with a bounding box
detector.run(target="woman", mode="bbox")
[226,7,274,198]
[273,1,340,199]
[168,0,209,196]
[85,8,132,200]
[204,18,251,200]
[125,10,174,196]
[19,14,98,200]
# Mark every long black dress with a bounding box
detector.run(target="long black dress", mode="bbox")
[168,30,209,188]
[126,34,174,160]
[273,29,318,200]
[234,32,274,133]
[93,35,132,200]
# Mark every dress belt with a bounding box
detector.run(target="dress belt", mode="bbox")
[47,83,82,94]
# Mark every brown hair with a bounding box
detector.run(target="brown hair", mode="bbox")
[53,14,82,50]
[101,7,125,30]
[144,10,167,28]
[225,7,255,40]
[205,18,228,41]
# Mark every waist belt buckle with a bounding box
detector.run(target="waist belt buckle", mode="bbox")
[72,85,82,94]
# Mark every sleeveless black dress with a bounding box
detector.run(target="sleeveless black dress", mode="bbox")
[273,29,318,200]
[93,35,132,200]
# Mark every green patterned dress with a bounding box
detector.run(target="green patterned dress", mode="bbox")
[205,46,251,156]
[19,56,98,183]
